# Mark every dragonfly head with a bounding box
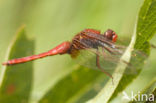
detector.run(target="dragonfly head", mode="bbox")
[104,29,118,42]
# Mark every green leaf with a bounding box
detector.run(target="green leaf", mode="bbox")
[129,77,156,103]
[0,26,34,103]
[39,67,104,103]
[87,0,156,102]
[110,0,156,101]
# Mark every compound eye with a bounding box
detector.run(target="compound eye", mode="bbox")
[104,29,117,42]
[112,32,117,42]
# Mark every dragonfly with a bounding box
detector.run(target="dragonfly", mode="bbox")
[2,29,145,79]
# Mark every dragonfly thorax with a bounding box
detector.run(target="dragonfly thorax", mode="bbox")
[68,29,117,58]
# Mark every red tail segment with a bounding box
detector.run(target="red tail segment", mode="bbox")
[2,41,71,65]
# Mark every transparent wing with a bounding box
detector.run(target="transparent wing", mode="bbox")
[73,42,147,75]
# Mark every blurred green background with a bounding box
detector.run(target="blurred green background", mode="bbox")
[0,0,155,103]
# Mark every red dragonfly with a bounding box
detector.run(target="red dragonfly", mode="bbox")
[2,29,140,79]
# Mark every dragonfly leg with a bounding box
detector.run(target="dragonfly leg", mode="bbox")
[96,51,114,84]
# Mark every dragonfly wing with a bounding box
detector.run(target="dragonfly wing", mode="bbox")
[73,45,147,75]
[97,45,147,74]
[73,49,122,74]
[72,35,147,75]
